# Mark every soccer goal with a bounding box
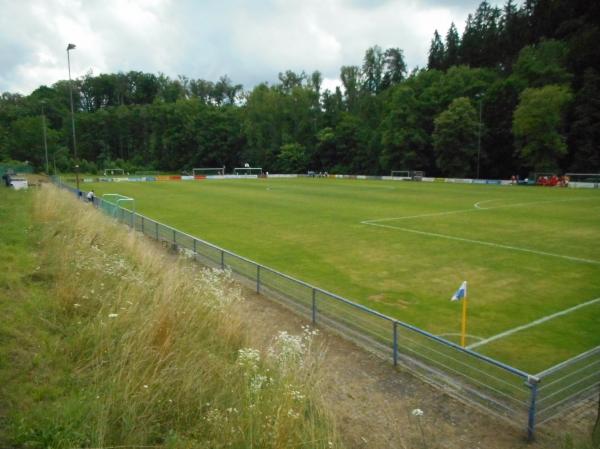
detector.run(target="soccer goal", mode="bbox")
[532,172,555,181]
[565,173,600,188]
[391,170,424,180]
[412,170,424,181]
[192,167,225,176]
[391,170,410,178]
[101,194,136,226]
[104,168,125,176]
[234,167,263,176]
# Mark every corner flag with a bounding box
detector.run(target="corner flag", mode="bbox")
[451,281,468,347]
[451,281,467,301]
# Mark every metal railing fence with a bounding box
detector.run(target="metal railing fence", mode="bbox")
[536,347,600,425]
[53,178,600,441]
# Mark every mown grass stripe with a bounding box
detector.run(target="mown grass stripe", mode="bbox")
[467,297,600,350]
[361,221,600,265]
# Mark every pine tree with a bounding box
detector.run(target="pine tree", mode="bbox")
[444,23,461,69]
[428,30,445,70]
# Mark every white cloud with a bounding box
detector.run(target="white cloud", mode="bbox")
[322,77,343,93]
[0,0,506,94]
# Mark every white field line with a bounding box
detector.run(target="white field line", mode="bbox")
[360,221,600,265]
[474,199,501,209]
[363,208,473,223]
[467,297,600,350]
[364,198,590,224]
[438,332,485,342]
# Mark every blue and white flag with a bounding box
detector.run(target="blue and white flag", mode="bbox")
[451,281,467,301]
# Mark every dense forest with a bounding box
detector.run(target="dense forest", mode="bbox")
[1,0,599,178]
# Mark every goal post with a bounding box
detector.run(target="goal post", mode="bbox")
[565,173,600,188]
[391,170,425,180]
[412,170,424,181]
[233,167,263,176]
[104,168,125,176]
[391,170,410,178]
[192,167,225,176]
[101,194,136,226]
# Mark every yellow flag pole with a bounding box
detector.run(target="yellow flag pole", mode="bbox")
[460,295,468,347]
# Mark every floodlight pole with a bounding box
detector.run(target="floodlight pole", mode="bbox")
[67,43,80,192]
[476,95,483,180]
[41,101,49,175]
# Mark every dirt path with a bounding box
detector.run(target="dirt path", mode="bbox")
[239,289,595,449]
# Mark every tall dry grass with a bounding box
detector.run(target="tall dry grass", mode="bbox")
[20,184,339,448]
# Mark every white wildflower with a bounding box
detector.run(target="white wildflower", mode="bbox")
[302,324,319,337]
[250,374,268,392]
[237,347,261,371]
[288,389,305,401]
[191,268,243,309]
[108,313,118,318]
[206,408,224,423]
[268,329,314,370]
[411,408,424,417]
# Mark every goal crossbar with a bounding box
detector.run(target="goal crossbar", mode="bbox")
[192,167,225,176]
[104,168,125,176]
[391,170,425,180]
[233,167,263,175]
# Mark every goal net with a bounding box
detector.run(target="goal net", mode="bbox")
[391,170,410,178]
[192,167,225,176]
[412,170,424,181]
[100,194,136,225]
[104,168,125,176]
[391,170,424,180]
[234,167,263,175]
[565,173,600,188]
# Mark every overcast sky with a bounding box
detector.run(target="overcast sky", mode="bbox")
[1,0,507,95]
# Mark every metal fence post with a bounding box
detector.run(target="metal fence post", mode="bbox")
[312,289,317,324]
[526,376,540,442]
[193,238,197,254]
[173,229,176,246]
[141,216,144,234]
[393,322,398,366]
[221,251,225,269]
[155,222,159,240]
[256,265,261,293]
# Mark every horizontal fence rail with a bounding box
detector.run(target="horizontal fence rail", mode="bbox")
[53,178,600,441]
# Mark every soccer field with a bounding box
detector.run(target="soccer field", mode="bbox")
[84,177,600,372]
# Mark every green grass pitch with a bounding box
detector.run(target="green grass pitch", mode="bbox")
[84,178,600,372]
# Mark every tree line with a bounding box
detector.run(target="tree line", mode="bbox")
[1,0,598,177]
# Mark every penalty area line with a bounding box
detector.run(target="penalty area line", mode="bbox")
[467,296,600,350]
[360,221,600,266]
[366,198,592,223]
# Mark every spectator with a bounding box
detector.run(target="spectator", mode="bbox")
[86,190,95,203]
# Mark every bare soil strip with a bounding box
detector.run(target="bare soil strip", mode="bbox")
[239,289,596,449]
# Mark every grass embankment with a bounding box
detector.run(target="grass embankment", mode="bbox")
[0,185,339,448]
